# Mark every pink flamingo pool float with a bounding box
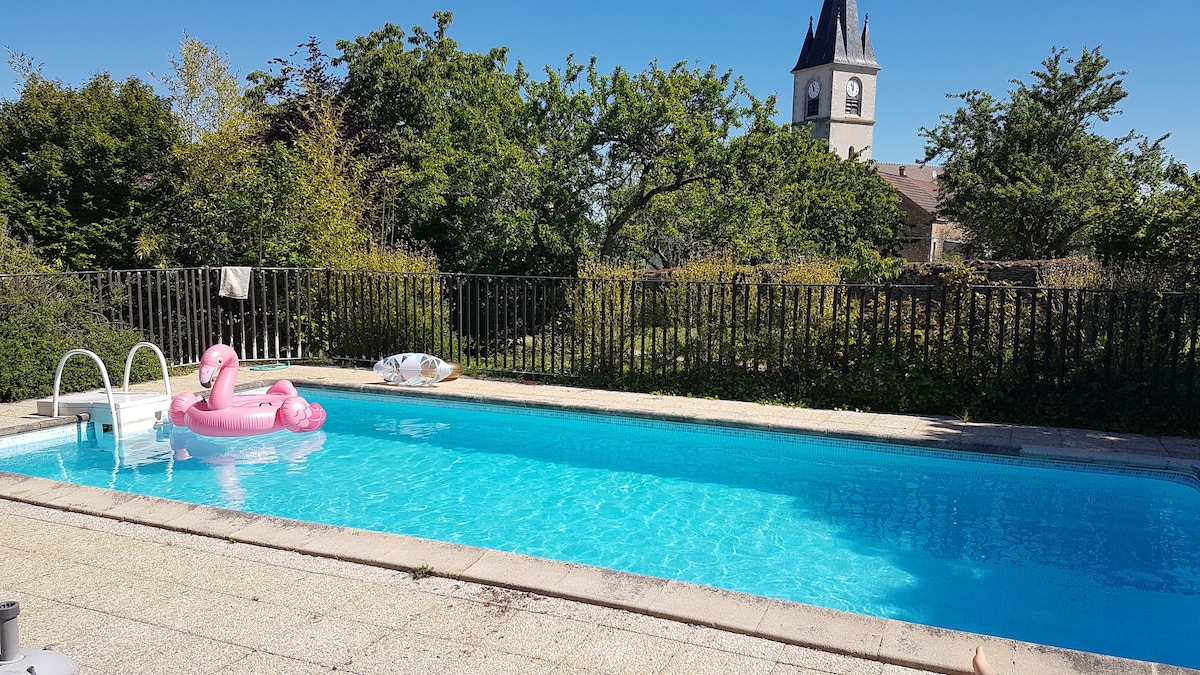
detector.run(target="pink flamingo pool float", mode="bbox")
[168,344,326,437]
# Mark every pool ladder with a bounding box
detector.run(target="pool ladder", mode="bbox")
[39,342,173,439]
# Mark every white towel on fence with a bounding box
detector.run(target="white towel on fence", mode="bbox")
[219,267,252,300]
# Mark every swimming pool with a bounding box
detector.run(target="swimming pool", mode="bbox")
[1,387,1198,668]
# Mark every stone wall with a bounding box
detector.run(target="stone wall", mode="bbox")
[897,259,1067,286]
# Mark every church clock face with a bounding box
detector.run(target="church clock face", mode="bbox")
[847,78,861,98]
[807,80,821,99]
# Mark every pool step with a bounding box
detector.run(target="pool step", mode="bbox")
[37,342,172,439]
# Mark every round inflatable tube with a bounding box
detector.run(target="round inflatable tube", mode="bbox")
[183,397,286,437]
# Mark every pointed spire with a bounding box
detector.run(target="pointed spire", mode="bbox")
[791,0,880,72]
[862,12,875,64]
[833,6,848,62]
[797,16,816,67]
[842,0,861,43]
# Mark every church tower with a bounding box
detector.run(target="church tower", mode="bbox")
[791,0,880,160]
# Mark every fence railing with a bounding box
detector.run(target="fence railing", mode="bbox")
[3,267,1198,409]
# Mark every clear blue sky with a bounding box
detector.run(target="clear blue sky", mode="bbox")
[3,0,1197,168]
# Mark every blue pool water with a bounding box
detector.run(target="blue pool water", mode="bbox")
[1,388,1198,668]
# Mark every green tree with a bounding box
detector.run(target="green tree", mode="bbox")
[621,117,903,267]
[150,35,269,266]
[921,47,1166,260]
[0,69,186,269]
[580,60,753,261]
[163,36,369,268]
[336,14,547,274]
[282,95,369,264]
[158,33,248,142]
[328,14,903,274]
[1090,160,1200,287]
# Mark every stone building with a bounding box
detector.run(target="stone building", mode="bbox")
[790,0,879,160]
[791,0,967,262]
[876,163,967,263]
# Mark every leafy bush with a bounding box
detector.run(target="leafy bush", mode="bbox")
[1040,257,1176,292]
[838,242,903,284]
[0,228,163,402]
[331,246,440,274]
[554,265,1200,436]
[591,353,1198,437]
[0,274,159,402]
[323,247,456,360]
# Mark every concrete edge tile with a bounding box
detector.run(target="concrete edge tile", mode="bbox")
[226,514,327,551]
[1104,452,1173,469]
[0,414,84,438]
[549,564,668,613]
[0,474,82,503]
[647,579,770,634]
[301,524,407,563]
[1162,458,1200,477]
[1020,445,1098,462]
[756,599,886,662]
[0,471,41,493]
[1021,446,1196,475]
[458,548,574,592]
[878,619,1009,675]
[103,494,201,524]
[1012,641,1156,675]
[371,535,488,577]
[43,483,143,516]
[160,503,261,539]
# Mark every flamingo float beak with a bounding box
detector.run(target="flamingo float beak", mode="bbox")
[198,365,217,389]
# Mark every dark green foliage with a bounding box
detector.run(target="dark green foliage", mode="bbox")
[331,14,902,274]
[921,47,1173,260]
[1091,163,1200,289]
[0,72,186,270]
[336,15,555,274]
[585,356,1198,437]
[0,274,160,402]
[0,224,162,403]
[492,276,1199,437]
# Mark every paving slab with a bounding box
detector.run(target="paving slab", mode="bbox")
[660,647,779,675]
[222,651,335,675]
[347,630,474,674]
[560,624,681,675]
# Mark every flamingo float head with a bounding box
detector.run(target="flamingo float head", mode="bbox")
[198,344,238,389]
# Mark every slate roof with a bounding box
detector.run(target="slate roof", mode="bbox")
[792,0,879,71]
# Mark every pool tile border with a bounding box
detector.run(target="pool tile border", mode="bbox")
[294,378,1200,480]
[1,378,1197,675]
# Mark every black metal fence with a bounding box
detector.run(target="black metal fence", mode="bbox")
[3,267,1199,409]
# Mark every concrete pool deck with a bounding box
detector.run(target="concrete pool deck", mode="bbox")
[1,365,1197,675]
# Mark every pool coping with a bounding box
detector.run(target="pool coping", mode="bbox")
[1,381,1197,675]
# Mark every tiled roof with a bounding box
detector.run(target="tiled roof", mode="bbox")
[876,164,943,218]
[876,163,942,182]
